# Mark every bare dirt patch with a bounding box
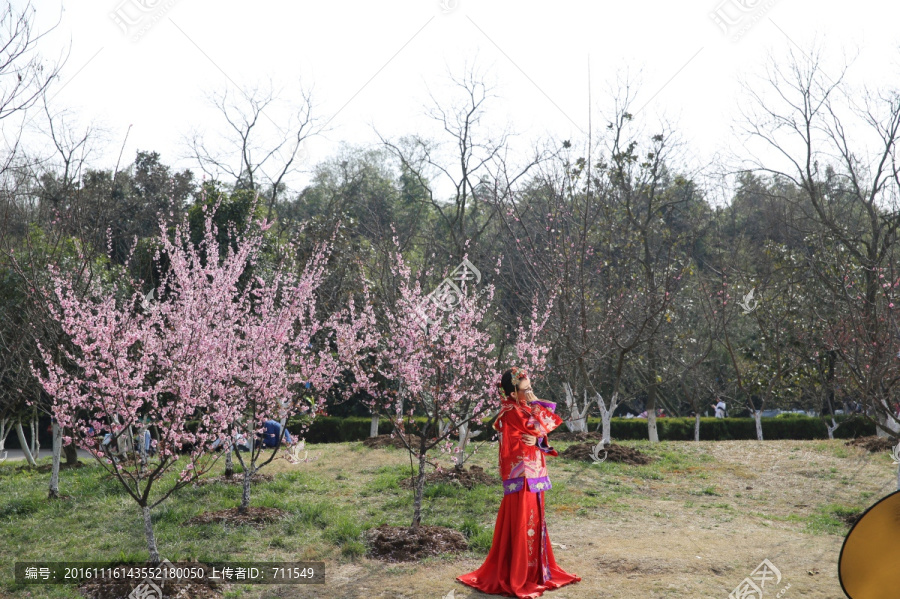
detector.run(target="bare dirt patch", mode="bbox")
[364,524,468,562]
[844,435,896,452]
[551,431,606,442]
[836,510,864,526]
[0,461,88,476]
[182,506,287,527]
[560,442,655,465]
[595,555,678,575]
[398,464,500,490]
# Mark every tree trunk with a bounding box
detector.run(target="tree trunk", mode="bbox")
[118,425,131,457]
[29,414,40,460]
[239,464,253,513]
[49,421,62,499]
[235,422,255,513]
[141,504,160,563]
[562,383,589,433]
[826,418,839,440]
[595,392,618,446]
[224,443,234,478]
[647,350,660,443]
[63,427,79,465]
[694,413,701,442]
[754,410,764,441]
[884,400,900,436]
[0,417,10,460]
[16,421,37,466]
[455,421,482,469]
[457,420,468,455]
[411,445,428,528]
[370,414,379,438]
[456,420,471,464]
[647,411,659,443]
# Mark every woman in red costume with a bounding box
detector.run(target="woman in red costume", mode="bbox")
[457,367,581,598]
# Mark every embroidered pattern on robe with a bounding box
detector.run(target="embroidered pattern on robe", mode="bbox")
[493,396,563,495]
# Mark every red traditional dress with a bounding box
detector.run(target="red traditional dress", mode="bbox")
[457,394,581,598]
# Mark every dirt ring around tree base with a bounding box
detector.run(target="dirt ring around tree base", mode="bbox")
[78,563,227,599]
[182,506,287,527]
[398,464,500,490]
[844,435,897,453]
[560,442,655,465]
[364,524,468,562]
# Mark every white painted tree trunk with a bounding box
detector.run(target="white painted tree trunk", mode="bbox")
[49,421,62,498]
[754,410,764,441]
[370,414,379,437]
[595,391,618,445]
[647,410,659,443]
[29,415,40,460]
[16,421,37,466]
[0,417,10,461]
[876,399,900,437]
[562,383,590,433]
[456,421,471,452]
[454,421,481,467]
[826,418,839,440]
[694,413,701,442]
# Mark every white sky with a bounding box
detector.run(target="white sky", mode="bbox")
[12,0,900,206]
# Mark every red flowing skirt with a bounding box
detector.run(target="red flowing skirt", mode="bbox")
[457,489,581,598]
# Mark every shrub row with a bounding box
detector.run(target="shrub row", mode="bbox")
[283,413,875,444]
[8,412,874,451]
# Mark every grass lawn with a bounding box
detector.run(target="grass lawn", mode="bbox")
[0,437,894,598]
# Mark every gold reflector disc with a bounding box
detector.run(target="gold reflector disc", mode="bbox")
[839,489,900,598]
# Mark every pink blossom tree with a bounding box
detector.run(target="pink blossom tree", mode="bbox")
[30,207,261,563]
[368,247,507,528]
[30,200,375,558]
[225,236,377,514]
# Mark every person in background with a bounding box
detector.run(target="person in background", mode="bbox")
[712,398,727,418]
[262,419,293,447]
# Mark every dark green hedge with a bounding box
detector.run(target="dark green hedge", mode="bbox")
[13,412,873,452]
[279,413,875,444]
[583,414,875,441]
[171,413,876,448]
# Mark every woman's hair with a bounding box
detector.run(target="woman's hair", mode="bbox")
[499,369,516,396]
[499,367,527,397]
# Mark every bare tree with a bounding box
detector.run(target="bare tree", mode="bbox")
[186,79,322,222]
[717,237,810,440]
[0,1,66,124]
[604,85,698,442]
[377,61,547,264]
[736,43,900,439]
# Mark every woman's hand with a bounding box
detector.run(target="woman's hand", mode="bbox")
[521,434,537,446]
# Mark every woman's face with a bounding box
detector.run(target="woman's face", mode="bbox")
[515,376,533,402]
